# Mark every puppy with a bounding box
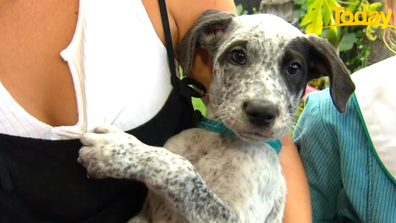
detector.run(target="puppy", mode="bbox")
[78,10,355,223]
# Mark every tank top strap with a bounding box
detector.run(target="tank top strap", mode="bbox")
[157,0,207,99]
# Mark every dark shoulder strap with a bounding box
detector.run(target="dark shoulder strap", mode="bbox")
[158,0,207,98]
[157,0,178,87]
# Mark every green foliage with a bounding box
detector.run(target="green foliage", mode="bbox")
[236,4,248,15]
[236,4,260,16]
[294,0,384,74]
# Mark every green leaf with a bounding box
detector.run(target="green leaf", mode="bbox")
[321,0,338,44]
[300,14,312,27]
[302,0,324,35]
[236,4,247,16]
[365,25,380,41]
[326,27,339,46]
[300,0,317,26]
[322,4,331,26]
[323,0,335,27]
[301,3,308,11]
[339,33,357,52]
[328,0,341,8]
[346,3,359,13]
[368,2,383,12]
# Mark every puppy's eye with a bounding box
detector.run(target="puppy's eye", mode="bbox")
[286,63,301,76]
[230,50,246,65]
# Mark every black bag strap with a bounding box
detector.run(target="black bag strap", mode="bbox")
[158,0,207,98]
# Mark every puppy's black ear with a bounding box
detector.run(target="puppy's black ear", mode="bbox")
[302,34,356,113]
[176,9,236,75]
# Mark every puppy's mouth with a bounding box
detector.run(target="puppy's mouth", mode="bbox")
[220,119,274,142]
[234,130,271,142]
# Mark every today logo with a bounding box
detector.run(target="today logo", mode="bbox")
[324,7,396,30]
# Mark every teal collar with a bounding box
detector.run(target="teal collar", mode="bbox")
[193,111,282,154]
[198,116,235,135]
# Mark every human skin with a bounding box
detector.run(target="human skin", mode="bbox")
[386,0,395,25]
[0,0,311,222]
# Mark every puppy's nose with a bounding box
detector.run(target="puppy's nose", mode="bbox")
[243,100,278,126]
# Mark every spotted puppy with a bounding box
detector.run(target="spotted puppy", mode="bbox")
[78,10,355,223]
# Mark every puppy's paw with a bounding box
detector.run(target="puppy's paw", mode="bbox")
[78,124,144,179]
[92,124,122,134]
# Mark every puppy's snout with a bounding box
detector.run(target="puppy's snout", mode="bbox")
[243,100,278,127]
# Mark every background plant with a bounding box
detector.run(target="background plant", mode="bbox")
[295,0,384,75]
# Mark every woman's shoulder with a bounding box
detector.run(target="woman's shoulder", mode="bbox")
[169,0,237,44]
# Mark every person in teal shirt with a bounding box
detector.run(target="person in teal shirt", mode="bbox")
[293,0,396,222]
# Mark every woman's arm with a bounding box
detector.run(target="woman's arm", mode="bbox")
[279,133,312,223]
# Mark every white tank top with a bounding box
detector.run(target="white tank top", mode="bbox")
[0,0,173,140]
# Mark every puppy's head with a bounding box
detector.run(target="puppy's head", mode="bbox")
[177,10,355,142]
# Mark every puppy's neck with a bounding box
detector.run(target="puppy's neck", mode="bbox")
[205,103,220,121]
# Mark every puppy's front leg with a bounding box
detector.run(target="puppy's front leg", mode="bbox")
[264,176,287,223]
[78,125,241,223]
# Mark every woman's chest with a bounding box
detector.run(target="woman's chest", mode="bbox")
[0,0,80,127]
[0,0,174,140]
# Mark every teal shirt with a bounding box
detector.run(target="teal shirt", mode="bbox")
[293,88,396,223]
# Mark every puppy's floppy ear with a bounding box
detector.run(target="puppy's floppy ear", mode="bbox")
[176,9,236,75]
[303,34,356,113]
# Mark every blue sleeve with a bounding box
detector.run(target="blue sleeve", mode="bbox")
[293,90,342,222]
